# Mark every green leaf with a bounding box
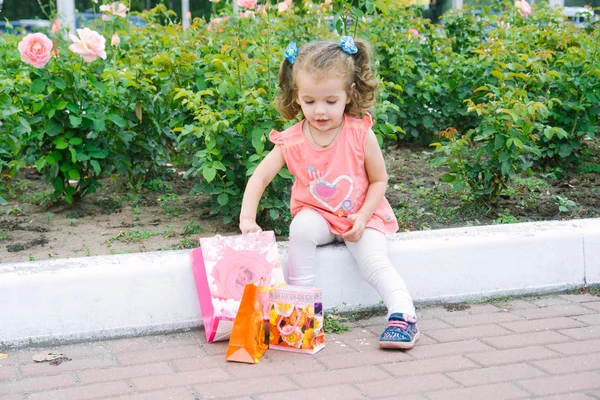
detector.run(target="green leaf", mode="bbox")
[513,138,524,149]
[212,161,226,171]
[35,158,46,171]
[441,173,455,183]
[203,166,217,182]
[52,77,67,91]
[69,147,77,163]
[0,196,7,206]
[31,79,46,94]
[69,115,82,128]
[251,127,264,153]
[269,209,280,220]
[494,134,504,149]
[90,160,101,175]
[68,169,80,180]
[195,77,207,91]
[45,155,57,165]
[44,119,63,136]
[93,118,106,132]
[498,152,509,162]
[67,103,79,114]
[69,137,83,146]
[107,114,127,128]
[18,117,32,134]
[52,177,64,193]
[92,81,106,94]
[217,193,229,206]
[53,137,69,150]
[423,115,434,129]
[558,144,572,158]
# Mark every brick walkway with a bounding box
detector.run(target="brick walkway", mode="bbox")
[1,293,600,400]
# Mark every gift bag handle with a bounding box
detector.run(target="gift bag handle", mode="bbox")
[277,302,301,336]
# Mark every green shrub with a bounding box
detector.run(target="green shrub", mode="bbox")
[432,3,599,202]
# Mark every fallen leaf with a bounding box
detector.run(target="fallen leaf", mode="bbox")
[0,353,8,360]
[32,352,63,362]
[32,352,72,365]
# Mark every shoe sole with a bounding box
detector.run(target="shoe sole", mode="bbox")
[379,331,421,350]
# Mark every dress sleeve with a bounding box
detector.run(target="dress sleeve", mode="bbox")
[269,130,283,145]
[362,113,373,131]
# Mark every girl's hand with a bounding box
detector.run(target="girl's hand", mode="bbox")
[239,217,262,234]
[342,213,368,242]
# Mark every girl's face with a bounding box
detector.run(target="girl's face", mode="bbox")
[295,70,351,133]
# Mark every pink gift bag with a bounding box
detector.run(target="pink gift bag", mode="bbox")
[189,232,285,343]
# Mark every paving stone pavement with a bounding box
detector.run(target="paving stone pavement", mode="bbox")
[1,293,600,400]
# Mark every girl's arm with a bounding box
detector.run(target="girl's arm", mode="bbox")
[342,130,388,242]
[239,144,286,233]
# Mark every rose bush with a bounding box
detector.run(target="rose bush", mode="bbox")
[0,0,597,221]
[1,4,183,203]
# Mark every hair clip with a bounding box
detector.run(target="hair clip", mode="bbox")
[284,41,298,65]
[340,36,358,55]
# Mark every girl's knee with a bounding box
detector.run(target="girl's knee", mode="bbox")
[289,210,329,244]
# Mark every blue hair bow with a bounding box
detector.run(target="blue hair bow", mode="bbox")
[284,42,298,65]
[340,36,358,55]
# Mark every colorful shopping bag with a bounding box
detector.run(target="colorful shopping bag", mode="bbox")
[225,281,269,364]
[268,285,326,354]
[189,232,285,343]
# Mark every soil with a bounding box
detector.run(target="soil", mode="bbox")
[1,137,599,264]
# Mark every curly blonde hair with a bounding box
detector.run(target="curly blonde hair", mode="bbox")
[275,38,378,120]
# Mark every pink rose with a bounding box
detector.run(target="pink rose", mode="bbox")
[237,0,257,9]
[51,19,60,34]
[239,10,255,18]
[278,2,289,13]
[408,28,419,39]
[208,16,229,31]
[100,2,128,18]
[111,33,120,46]
[112,3,129,17]
[256,4,268,13]
[210,247,274,301]
[69,28,107,62]
[284,0,293,5]
[18,33,53,68]
[515,0,531,17]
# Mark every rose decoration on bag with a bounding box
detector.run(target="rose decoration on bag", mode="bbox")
[210,247,274,301]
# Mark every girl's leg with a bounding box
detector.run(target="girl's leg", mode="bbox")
[344,228,416,317]
[344,228,419,349]
[287,209,336,286]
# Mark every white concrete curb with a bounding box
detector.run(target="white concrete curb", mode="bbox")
[0,218,598,347]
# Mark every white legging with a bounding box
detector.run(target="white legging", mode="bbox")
[288,209,416,318]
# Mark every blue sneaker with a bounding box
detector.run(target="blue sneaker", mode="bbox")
[379,313,420,350]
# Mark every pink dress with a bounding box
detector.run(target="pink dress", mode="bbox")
[269,113,399,235]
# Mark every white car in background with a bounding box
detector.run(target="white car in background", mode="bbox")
[561,6,597,28]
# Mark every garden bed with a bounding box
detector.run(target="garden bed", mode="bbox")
[1,136,598,264]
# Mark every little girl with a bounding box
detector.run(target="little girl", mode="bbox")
[239,36,419,350]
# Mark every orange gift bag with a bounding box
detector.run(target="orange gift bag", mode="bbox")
[225,281,270,364]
